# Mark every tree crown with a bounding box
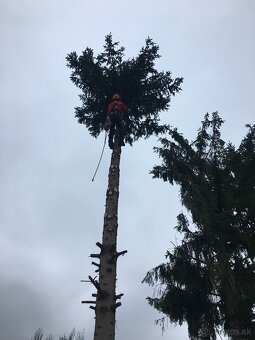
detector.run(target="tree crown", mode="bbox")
[66,34,183,145]
[144,113,255,339]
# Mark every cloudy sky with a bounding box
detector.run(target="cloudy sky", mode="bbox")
[1,1,254,339]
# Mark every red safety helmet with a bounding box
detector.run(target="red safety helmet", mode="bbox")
[112,94,120,101]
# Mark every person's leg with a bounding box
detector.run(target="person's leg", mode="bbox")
[116,113,124,146]
[108,118,115,149]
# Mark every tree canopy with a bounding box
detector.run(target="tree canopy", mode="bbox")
[143,113,255,339]
[66,34,183,145]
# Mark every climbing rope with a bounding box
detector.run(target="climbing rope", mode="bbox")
[91,131,108,182]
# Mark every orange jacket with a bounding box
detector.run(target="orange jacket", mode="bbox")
[107,100,127,117]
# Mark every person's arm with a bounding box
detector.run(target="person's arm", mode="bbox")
[107,103,112,116]
[121,102,128,113]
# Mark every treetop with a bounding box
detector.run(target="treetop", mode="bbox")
[66,33,183,145]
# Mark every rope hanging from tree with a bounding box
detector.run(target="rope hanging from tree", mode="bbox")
[91,131,107,182]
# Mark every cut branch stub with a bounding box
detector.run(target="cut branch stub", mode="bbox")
[108,250,128,264]
[88,276,101,291]
[92,261,100,273]
[115,293,124,300]
[92,262,100,268]
[90,253,101,259]
[117,250,128,258]
[96,242,104,251]
[111,302,121,310]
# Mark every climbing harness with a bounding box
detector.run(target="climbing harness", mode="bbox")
[91,131,108,182]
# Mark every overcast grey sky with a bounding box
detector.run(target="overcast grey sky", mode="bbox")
[1,1,254,339]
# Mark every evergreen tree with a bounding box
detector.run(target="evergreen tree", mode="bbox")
[66,34,182,340]
[143,113,255,340]
[66,33,182,144]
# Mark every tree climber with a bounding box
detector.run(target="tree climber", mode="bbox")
[105,94,128,149]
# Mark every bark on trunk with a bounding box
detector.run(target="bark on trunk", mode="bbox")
[91,137,126,340]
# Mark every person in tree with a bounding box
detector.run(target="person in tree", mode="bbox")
[105,94,128,149]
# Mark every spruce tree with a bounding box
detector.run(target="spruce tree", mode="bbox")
[66,34,182,340]
[143,113,255,340]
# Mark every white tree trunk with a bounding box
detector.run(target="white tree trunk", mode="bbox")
[89,137,126,340]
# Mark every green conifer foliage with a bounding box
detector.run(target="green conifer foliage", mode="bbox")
[66,34,183,144]
[143,113,255,340]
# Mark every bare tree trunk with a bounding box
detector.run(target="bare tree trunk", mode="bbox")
[87,136,126,340]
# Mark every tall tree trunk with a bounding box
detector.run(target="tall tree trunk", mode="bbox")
[88,137,126,340]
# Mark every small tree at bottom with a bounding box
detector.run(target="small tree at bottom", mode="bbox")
[31,328,85,340]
